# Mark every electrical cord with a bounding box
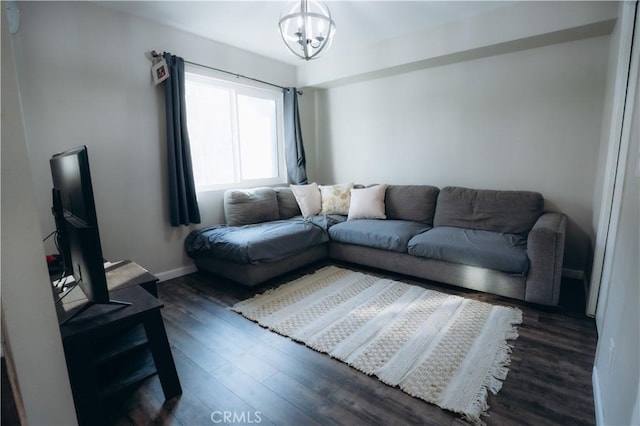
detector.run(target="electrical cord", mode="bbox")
[52,232,68,283]
[42,230,57,242]
[54,280,81,305]
[45,228,80,305]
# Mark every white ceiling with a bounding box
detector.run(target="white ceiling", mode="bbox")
[97,1,511,65]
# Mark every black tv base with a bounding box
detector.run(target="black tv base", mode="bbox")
[58,298,132,326]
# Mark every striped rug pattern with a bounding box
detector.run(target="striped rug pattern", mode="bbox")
[232,266,522,425]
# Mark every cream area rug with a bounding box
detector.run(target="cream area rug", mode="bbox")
[232,266,523,425]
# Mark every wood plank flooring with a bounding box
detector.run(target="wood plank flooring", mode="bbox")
[102,260,598,426]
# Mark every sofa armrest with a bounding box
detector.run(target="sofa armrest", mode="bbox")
[525,212,567,305]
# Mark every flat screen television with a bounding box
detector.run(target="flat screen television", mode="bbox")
[50,145,129,323]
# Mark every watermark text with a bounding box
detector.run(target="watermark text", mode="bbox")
[210,410,262,424]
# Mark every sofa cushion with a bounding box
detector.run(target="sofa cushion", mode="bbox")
[433,186,543,234]
[304,214,347,231]
[224,188,279,226]
[273,187,301,219]
[408,226,529,274]
[185,218,328,264]
[385,185,440,225]
[329,219,430,253]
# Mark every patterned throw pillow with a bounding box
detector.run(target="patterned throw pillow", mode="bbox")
[319,183,354,215]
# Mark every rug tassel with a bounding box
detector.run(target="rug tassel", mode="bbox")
[465,311,522,426]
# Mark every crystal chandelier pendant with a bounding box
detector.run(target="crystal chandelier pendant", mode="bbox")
[279,0,336,61]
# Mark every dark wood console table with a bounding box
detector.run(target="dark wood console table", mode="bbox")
[57,261,181,425]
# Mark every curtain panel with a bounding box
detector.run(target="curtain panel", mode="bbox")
[162,53,201,227]
[283,88,308,185]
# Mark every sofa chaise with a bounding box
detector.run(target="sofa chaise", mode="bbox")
[185,184,567,306]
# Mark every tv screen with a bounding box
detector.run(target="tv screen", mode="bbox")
[50,146,110,307]
[50,146,98,226]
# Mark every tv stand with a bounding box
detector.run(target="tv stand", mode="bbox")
[57,261,181,425]
[58,298,132,326]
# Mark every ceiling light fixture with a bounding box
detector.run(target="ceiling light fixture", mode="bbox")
[279,0,336,61]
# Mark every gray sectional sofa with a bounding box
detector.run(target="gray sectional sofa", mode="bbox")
[185,185,567,306]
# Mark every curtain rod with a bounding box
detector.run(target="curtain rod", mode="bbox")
[150,50,302,95]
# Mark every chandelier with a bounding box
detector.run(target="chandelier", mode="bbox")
[278,0,336,61]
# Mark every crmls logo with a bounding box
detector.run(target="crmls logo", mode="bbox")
[210,411,262,424]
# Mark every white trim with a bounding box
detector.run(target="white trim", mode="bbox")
[593,365,605,425]
[155,264,198,282]
[588,2,637,319]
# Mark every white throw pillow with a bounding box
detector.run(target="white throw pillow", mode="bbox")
[319,183,354,215]
[290,183,322,218]
[347,184,388,220]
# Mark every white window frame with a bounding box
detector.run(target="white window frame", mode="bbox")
[184,65,287,193]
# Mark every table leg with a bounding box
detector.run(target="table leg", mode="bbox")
[63,339,106,425]
[142,310,182,399]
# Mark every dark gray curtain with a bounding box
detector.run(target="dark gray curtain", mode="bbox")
[163,52,201,226]
[283,88,308,184]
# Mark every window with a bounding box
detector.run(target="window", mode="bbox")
[184,69,286,191]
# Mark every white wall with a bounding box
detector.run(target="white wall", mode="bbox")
[1,5,77,424]
[311,35,609,272]
[591,4,630,235]
[592,61,639,426]
[12,1,296,279]
[589,2,637,318]
[298,1,617,88]
[591,3,640,423]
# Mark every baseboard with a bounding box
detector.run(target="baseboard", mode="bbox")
[160,265,586,285]
[562,268,585,280]
[155,264,198,282]
[592,365,605,425]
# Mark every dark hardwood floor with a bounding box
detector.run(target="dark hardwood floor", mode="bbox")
[101,260,597,426]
